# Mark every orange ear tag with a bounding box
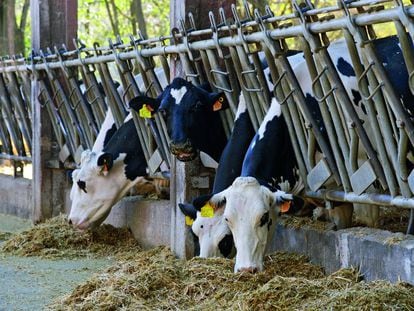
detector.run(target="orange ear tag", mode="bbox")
[213,100,222,111]
[139,104,153,118]
[280,201,292,213]
[185,216,194,226]
[200,203,215,218]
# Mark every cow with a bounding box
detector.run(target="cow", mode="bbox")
[193,99,303,272]
[179,93,255,258]
[69,115,147,229]
[129,77,229,162]
[69,78,230,229]
[194,35,414,272]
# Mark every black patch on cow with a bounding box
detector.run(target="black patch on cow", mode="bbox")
[336,57,356,77]
[351,88,366,112]
[259,212,270,227]
[190,229,200,257]
[97,153,114,170]
[218,234,234,258]
[103,123,117,147]
[304,93,329,144]
[102,119,147,181]
[267,218,273,231]
[77,180,87,193]
[192,194,214,211]
[178,203,197,220]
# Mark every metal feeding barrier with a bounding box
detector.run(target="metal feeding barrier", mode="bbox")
[0,0,414,228]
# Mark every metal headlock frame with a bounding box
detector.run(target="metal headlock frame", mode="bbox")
[0,0,414,219]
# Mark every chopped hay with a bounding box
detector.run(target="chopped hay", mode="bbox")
[384,232,406,245]
[48,247,414,311]
[1,215,140,259]
[280,215,331,231]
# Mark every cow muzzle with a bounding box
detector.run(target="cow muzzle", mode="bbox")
[237,267,259,273]
[170,140,197,162]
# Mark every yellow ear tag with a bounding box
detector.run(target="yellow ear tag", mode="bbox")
[213,100,222,112]
[200,203,215,218]
[185,216,194,226]
[139,104,153,118]
[280,201,292,213]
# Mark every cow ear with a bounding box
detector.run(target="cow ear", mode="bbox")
[178,203,198,221]
[97,152,114,176]
[192,194,214,211]
[272,190,304,214]
[208,93,229,112]
[128,96,159,118]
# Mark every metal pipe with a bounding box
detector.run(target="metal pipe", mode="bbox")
[306,189,414,209]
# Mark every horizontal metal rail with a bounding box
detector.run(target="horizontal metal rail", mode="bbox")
[0,4,413,74]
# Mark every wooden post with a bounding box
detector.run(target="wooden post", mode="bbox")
[31,0,77,223]
[169,0,234,259]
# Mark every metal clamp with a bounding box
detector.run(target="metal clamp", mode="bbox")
[210,69,233,93]
[209,11,225,59]
[179,18,195,61]
[311,66,337,102]
[240,69,263,92]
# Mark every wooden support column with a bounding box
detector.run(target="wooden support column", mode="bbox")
[31,0,77,223]
[169,0,234,259]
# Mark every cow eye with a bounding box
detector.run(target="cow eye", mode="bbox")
[77,180,87,193]
[200,225,204,229]
[259,212,269,227]
[224,218,228,222]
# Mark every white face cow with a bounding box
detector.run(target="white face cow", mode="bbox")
[192,208,234,258]
[69,118,147,229]
[69,149,145,229]
[179,202,235,258]
[208,176,293,272]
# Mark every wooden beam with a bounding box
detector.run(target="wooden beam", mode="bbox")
[31,0,77,223]
[169,0,235,259]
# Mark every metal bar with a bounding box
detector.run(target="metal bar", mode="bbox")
[0,74,25,155]
[4,4,414,75]
[306,189,414,209]
[343,30,400,196]
[2,69,32,152]
[0,153,31,162]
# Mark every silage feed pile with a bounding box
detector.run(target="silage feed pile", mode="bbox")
[50,246,414,311]
[1,215,141,258]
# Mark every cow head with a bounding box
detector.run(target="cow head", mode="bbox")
[203,176,294,273]
[179,200,235,258]
[69,149,144,229]
[129,77,228,162]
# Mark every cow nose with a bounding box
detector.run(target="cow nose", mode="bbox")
[237,267,258,273]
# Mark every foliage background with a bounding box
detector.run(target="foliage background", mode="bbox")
[0,0,397,56]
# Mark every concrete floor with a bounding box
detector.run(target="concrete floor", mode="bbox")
[0,213,113,311]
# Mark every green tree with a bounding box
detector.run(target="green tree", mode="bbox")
[78,0,169,47]
[0,0,30,55]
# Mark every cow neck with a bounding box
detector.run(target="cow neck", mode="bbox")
[212,109,255,193]
[240,110,296,190]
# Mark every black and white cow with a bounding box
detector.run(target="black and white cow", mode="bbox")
[179,93,255,258]
[197,35,414,272]
[193,100,303,272]
[129,77,229,162]
[69,115,147,229]
[69,77,230,229]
